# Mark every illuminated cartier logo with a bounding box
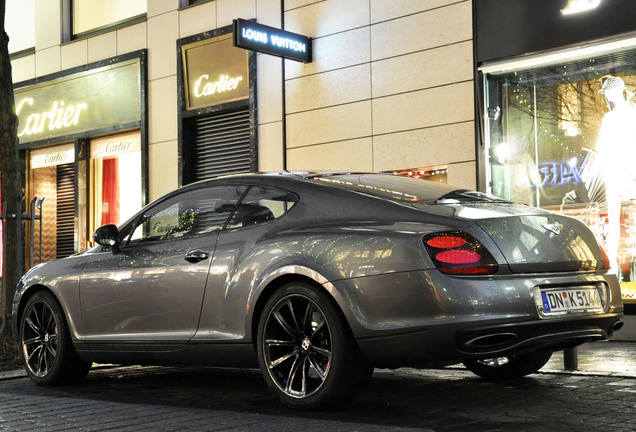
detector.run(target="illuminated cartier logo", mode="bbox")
[194,74,244,98]
[16,98,88,137]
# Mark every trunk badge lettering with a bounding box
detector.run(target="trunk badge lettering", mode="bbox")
[542,222,564,237]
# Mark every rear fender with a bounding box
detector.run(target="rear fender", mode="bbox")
[247,265,359,341]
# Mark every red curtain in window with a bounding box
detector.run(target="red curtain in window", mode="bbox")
[101,158,120,226]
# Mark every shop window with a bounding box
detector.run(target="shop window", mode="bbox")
[90,132,142,235]
[72,0,146,36]
[6,0,35,54]
[483,49,636,301]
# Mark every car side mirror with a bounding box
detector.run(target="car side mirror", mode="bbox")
[93,224,120,254]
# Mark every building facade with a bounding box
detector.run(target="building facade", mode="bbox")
[3,0,636,316]
[3,0,475,270]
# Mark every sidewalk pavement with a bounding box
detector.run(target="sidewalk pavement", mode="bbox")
[1,340,635,381]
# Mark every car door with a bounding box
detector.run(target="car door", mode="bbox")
[79,184,246,348]
[194,185,298,341]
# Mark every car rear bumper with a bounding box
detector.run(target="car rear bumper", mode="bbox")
[454,313,624,358]
[355,313,624,368]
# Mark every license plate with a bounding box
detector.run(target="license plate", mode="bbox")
[540,287,603,314]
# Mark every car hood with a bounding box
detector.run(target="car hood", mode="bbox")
[421,202,603,273]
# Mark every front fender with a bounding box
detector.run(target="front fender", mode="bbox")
[12,255,88,343]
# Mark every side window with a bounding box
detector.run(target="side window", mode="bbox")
[227,186,298,229]
[124,185,246,244]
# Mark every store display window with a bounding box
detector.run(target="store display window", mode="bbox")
[482,49,636,303]
[89,132,142,236]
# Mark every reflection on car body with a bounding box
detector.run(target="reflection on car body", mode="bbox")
[13,172,624,409]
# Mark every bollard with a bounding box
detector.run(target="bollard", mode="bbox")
[563,347,578,370]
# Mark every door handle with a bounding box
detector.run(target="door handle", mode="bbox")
[184,249,209,263]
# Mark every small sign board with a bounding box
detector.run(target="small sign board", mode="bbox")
[233,18,312,63]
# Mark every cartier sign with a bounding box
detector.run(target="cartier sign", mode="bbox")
[17,99,87,138]
[91,131,141,159]
[182,34,249,110]
[15,58,142,145]
[30,143,75,169]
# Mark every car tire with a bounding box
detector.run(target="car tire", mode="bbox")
[256,281,362,410]
[463,350,553,381]
[19,291,92,385]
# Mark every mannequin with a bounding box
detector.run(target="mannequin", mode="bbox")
[596,75,636,275]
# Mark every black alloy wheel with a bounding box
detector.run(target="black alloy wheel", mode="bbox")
[257,282,364,409]
[19,291,91,385]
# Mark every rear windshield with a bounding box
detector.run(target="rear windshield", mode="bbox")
[312,174,508,205]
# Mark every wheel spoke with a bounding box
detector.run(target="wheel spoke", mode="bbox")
[308,355,327,380]
[23,336,42,346]
[310,319,325,338]
[285,355,306,396]
[37,346,47,374]
[269,350,298,369]
[46,343,57,358]
[32,305,43,330]
[25,316,41,335]
[284,299,301,331]
[26,345,42,364]
[302,302,313,334]
[313,346,332,359]
[265,338,295,348]
[45,308,56,333]
[273,310,297,338]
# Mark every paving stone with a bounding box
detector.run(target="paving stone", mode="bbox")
[1,342,636,431]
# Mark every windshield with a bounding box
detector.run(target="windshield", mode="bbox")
[312,174,509,205]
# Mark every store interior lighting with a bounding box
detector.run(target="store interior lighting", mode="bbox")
[561,0,602,15]
[387,165,448,183]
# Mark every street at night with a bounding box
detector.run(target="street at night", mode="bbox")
[3,1,636,430]
[1,342,635,432]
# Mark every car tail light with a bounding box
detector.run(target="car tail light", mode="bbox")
[423,232,499,275]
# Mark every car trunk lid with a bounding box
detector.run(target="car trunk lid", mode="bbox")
[434,203,603,273]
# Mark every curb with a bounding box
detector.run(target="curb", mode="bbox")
[0,369,26,380]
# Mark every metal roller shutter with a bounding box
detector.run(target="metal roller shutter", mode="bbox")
[56,163,75,258]
[193,106,252,181]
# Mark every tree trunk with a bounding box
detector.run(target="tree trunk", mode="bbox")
[0,0,22,362]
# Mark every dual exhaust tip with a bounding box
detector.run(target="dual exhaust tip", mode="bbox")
[464,320,625,350]
[611,320,624,332]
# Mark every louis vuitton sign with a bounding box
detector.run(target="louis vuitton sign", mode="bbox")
[233,19,312,63]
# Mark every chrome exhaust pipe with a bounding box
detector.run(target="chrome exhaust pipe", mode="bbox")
[611,320,624,331]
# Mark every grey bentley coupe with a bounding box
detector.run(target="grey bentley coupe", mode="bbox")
[13,172,624,409]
